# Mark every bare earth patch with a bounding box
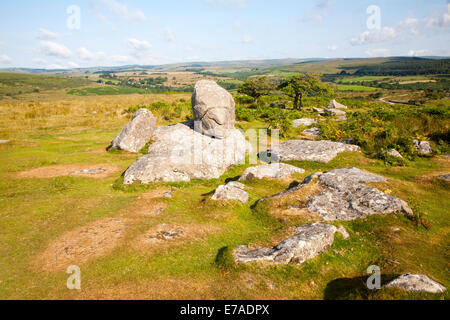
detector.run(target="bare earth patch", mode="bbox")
[119,188,173,217]
[131,224,220,251]
[32,218,128,272]
[16,163,121,179]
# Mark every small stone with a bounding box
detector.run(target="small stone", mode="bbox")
[413,140,432,155]
[211,181,249,203]
[385,274,446,293]
[70,169,106,175]
[328,100,348,109]
[163,190,175,198]
[376,149,403,159]
[324,108,346,116]
[440,174,450,182]
[239,163,305,181]
[313,107,324,114]
[0,140,10,144]
[293,118,317,128]
[302,127,321,139]
[337,226,350,239]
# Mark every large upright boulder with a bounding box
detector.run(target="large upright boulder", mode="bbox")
[192,80,236,139]
[110,109,156,153]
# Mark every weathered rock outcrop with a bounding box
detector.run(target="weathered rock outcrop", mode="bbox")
[211,181,249,203]
[123,120,250,184]
[292,118,317,128]
[239,163,305,181]
[440,174,450,182]
[260,168,413,221]
[302,127,321,139]
[234,223,340,264]
[192,80,236,139]
[385,274,446,293]
[413,140,433,155]
[324,108,346,116]
[268,140,361,163]
[376,149,403,159]
[110,109,156,153]
[328,100,348,109]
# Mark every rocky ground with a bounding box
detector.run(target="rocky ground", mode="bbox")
[0,82,448,300]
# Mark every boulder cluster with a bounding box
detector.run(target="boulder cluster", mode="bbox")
[107,82,445,294]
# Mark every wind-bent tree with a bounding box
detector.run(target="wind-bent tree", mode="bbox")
[238,76,273,103]
[278,73,333,110]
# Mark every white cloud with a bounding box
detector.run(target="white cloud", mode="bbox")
[408,49,431,57]
[40,41,72,59]
[424,4,450,28]
[110,55,133,64]
[127,38,152,51]
[102,0,147,22]
[36,28,59,40]
[165,28,176,42]
[350,27,398,46]
[77,47,106,61]
[67,61,79,68]
[327,45,338,51]
[241,35,253,44]
[0,54,12,64]
[398,18,420,36]
[316,0,335,9]
[33,58,47,65]
[205,0,248,9]
[365,48,390,57]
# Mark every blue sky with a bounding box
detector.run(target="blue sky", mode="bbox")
[0,0,449,68]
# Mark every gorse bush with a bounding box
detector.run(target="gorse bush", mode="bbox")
[318,104,450,158]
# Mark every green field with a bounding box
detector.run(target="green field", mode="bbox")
[0,58,449,300]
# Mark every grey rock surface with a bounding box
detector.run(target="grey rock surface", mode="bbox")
[292,118,317,128]
[211,181,249,203]
[313,107,324,114]
[192,80,236,139]
[270,140,361,163]
[259,168,413,221]
[337,226,350,239]
[123,120,250,184]
[385,274,446,293]
[376,149,404,159]
[234,223,339,264]
[413,140,433,155]
[324,108,347,116]
[70,169,106,175]
[440,174,450,181]
[307,168,413,221]
[110,108,156,153]
[302,127,321,139]
[328,100,348,109]
[239,163,305,181]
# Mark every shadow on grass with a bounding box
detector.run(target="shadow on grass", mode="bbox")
[324,274,400,300]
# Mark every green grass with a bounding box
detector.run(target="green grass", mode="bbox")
[0,73,92,96]
[0,76,449,300]
[67,86,150,96]
[337,84,378,92]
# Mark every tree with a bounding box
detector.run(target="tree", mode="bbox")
[278,73,334,110]
[238,76,273,103]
